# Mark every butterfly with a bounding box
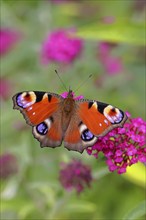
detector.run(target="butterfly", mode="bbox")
[12,90,127,153]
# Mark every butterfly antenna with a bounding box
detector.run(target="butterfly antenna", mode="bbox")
[55,70,68,91]
[74,74,92,92]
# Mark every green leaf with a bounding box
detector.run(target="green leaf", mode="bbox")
[123,200,146,220]
[76,20,145,45]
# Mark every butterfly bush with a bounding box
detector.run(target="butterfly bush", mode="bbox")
[59,159,92,194]
[87,113,146,174]
[0,28,22,56]
[0,153,18,179]
[41,29,83,64]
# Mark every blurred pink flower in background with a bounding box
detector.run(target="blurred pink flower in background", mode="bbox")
[59,159,92,194]
[102,16,116,24]
[41,29,83,65]
[98,42,124,75]
[0,28,22,56]
[0,77,12,100]
[87,113,146,174]
[0,153,18,179]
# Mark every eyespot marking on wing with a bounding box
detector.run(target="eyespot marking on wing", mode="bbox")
[79,123,97,143]
[36,122,48,135]
[81,129,94,141]
[33,118,51,137]
[16,92,36,108]
[104,105,124,124]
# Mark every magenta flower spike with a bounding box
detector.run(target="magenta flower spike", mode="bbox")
[59,159,92,194]
[87,113,146,174]
[0,28,22,56]
[41,29,83,64]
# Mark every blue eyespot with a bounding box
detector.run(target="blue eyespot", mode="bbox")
[16,94,24,108]
[81,129,94,141]
[36,122,48,135]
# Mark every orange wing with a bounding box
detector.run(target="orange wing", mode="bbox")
[78,100,127,137]
[12,91,62,126]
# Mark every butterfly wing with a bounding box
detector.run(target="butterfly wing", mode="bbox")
[12,91,64,147]
[78,99,127,136]
[64,113,98,153]
[64,99,127,153]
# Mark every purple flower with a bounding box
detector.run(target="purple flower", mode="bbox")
[98,42,124,75]
[61,91,84,100]
[59,159,92,194]
[103,56,123,75]
[0,28,22,56]
[86,113,146,174]
[0,77,12,100]
[41,29,83,64]
[0,153,18,179]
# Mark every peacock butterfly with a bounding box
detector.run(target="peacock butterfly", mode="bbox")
[12,90,127,153]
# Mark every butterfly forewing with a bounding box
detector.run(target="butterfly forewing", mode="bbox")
[13,91,62,125]
[77,99,127,137]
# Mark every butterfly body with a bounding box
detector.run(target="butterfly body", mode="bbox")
[61,92,76,131]
[12,90,127,153]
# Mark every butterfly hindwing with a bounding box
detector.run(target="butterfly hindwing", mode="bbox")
[33,112,63,148]
[64,113,98,153]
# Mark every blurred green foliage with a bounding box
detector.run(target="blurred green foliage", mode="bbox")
[0,1,145,220]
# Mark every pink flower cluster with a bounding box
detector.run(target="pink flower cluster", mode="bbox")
[87,114,146,174]
[59,159,92,194]
[0,28,22,56]
[98,42,123,75]
[41,29,83,64]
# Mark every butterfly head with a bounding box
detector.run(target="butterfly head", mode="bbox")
[68,89,74,98]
